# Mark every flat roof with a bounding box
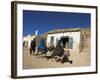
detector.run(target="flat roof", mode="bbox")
[47,28,81,34]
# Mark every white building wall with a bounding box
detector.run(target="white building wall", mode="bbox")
[23,34,36,48]
[54,33,63,47]
[46,34,53,47]
[47,31,80,53]
[69,32,80,53]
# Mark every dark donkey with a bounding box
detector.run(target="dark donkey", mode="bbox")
[47,38,73,64]
[47,40,64,60]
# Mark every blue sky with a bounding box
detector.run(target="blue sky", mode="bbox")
[23,10,91,36]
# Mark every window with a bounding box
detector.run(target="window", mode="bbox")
[68,37,73,49]
[50,36,54,46]
[56,38,59,46]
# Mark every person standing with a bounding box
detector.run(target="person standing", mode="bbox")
[30,38,36,55]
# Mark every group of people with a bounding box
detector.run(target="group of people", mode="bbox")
[30,38,47,55]
[29,38,73,64]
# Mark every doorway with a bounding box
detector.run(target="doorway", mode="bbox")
[60,36,73,49]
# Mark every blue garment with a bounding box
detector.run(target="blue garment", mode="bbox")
[38,39,46,50]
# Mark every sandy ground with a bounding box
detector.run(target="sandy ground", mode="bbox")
[23,44,90,69]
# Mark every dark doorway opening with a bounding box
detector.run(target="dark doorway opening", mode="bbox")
[60,36,73,49]
[61,36,69,48]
